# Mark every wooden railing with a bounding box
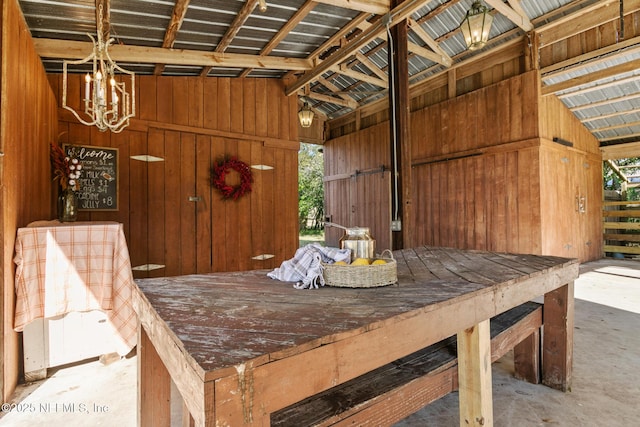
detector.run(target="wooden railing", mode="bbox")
[603,200,640,257]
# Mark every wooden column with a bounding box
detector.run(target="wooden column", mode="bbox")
[542,281,574,391]
[388,2,412,249]
[457,320,493,427]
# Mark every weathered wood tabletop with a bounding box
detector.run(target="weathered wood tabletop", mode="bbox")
[133,246,579,427]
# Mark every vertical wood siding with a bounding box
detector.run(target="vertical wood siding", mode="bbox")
[1,0,59,401]
[50,75,299,278]
[324,71,602,262]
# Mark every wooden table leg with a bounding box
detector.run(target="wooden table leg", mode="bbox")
[542,281,574,391]
[138,324,171,427]
[457,319,493,427]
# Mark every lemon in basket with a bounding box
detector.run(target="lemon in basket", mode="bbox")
[371,259,387,265]
[351,258,370,266]
[334,261,347,265]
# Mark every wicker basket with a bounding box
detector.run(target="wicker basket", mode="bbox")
[323,249,397,288]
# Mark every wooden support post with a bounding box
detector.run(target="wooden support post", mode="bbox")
[138,325,172,427]
[524,30,540,72]
[389,0,412,249]
[513,328,541,384]
[457,320,493,427]
[542,281,574,391]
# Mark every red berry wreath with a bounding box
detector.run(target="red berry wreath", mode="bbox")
[210,157,253,200]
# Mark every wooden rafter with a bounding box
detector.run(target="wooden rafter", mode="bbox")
[408,18,452,67]
[155,0,191,75]
[354,53,388,81]
[239,1,316,78]
[301,90,359,109]
[541,35,640,78]
[570,92,640,112]
[542,59,640,96]
[317,76,360,103]
[590,118,640,132]
[285,0,434,96]
[484,0,533,31]
[202,0,259,76]
[581,107,640,124]
[33,38,312,71]
[332,65,388,88]
[312,0,389,15]
[538,0,639,47]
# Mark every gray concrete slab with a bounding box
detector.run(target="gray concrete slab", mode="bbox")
[1,259,639,427]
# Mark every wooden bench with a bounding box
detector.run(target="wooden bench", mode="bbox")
[271,301,542,427]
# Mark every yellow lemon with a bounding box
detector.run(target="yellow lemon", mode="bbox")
[351,258,370,266]
[371,259,386,265]
[334,261,347,265]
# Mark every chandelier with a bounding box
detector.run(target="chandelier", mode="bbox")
[62,5,135,133]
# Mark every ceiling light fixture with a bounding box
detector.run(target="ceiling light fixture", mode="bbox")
[298,102,314,128]
[62,4,135,133]
[258,0,268,13]
[460,1,494,51]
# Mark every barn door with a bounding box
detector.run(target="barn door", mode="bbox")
[140,129,297,277]
[324,171,392,253]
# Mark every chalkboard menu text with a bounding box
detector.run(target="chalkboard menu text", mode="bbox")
[65,144,118,211]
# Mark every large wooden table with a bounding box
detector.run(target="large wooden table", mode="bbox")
[132,246,578,427]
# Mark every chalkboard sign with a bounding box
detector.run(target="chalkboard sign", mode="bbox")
[64,144,118,211]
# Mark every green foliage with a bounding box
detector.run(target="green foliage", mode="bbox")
[604,158,640,201]
[298,143,325,230]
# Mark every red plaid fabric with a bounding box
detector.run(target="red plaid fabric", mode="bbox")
[14,221,137,355]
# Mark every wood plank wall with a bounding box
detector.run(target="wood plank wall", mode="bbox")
[49,75,300,277]
[0,0,59,401]
[324,123,392,251]
[323,70,603,262]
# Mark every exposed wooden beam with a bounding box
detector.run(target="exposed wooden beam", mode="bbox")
[407,41,450,67]
[203,0,259,76]
[591,118,640,132]
[541,35,640,77]
[301,90,359,109]
[602,142,640,160]
[239,1,317,78]
[317,76,359,104]
[285,0,433,96]
[582,107,640,124]
[217,0,256,52]
[354,52,388,81]
[570,92,640,112]
[313,0,389,15]
[484,0,533,31]
[332,65,388,88]
[542,59,640,96]
[408,18,452,67]
[155,0,191,75]
[538,0,640,47]
[33,38,312,71]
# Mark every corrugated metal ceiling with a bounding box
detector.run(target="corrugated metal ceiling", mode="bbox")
[16,0,640,151]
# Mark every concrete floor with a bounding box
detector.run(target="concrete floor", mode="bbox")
[1,258,639,427]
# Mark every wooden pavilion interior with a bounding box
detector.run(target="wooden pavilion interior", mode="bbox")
[1,0,640,408]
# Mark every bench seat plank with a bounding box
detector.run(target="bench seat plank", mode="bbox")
[272,302,542,427]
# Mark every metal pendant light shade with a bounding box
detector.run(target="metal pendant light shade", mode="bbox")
[298,102,314,128]
[460,1,494,51]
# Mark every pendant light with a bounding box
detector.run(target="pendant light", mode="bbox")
[460,1,494,51]
[298,102,314,128]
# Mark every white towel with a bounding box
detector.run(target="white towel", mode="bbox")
[267,243,351,289]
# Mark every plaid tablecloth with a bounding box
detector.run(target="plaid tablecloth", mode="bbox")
[13,221,137,355]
